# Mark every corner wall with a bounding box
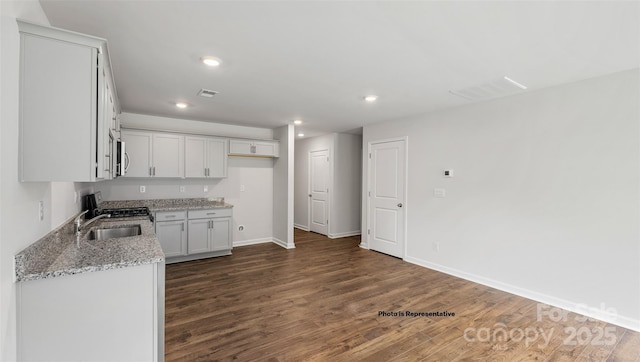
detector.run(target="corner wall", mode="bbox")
[362,69,640,331]
[272,125,295,248]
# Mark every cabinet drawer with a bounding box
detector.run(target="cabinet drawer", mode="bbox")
[188,208,232,219]
[155,210,186,222]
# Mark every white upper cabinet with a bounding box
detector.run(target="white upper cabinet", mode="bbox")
[121,130,184,178]
[18,20,119,182]
[153,133,184,178]
[185,136,228,178]
[229,139,280,158]
[121,130,152,177]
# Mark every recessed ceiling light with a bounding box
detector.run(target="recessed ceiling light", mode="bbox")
[363,95,378,102]
[298,133,305,137]
[201,56,221,67]
[176,102,188,109]
[293,120,302,125]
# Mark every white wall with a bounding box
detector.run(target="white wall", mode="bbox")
[1,2,89,360]
[332,134,362,237]
[272,125,295,248]
[96,113,277,245]
[294,133,362,237]
[362,69,640,331]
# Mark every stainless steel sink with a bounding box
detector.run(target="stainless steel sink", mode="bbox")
[88,225,141,240]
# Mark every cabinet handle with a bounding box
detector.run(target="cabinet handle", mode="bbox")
[153,167,156,176]
[207,212,217,215]
[149,167,153,176]
[181,223,184,231]
[165,215,176,218]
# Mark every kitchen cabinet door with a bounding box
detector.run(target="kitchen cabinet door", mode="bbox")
[211,218,232,251]
[229,139,279,158]
[207,138,228,178]
[185,136,227,178]
[153,133,184,178]
[155,220,187,258]
[188,219,211,254]
[121,130,152,177]
[185,136,207,178]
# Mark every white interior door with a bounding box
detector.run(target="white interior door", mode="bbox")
[369,139,406,258]
[309,149,329,235]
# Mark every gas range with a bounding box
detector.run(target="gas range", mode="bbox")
[85,191,154,221]
[99,206,152,219]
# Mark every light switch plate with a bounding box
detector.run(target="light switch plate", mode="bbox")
[204,185,208,193]
[179,186,185,193]
[140,185,146,193]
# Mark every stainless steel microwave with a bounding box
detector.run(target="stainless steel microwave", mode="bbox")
[115,140,127,177]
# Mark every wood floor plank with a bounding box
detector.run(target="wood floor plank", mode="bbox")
[164,229,640,361]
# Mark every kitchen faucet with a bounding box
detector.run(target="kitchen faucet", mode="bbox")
[74,210,111,235]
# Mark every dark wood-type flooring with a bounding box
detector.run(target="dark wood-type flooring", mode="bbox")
[165,229,640,361]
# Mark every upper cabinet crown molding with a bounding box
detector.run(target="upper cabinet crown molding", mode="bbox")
[18,20,120,182]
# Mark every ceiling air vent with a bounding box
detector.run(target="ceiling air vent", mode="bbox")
[449,76,527,101]
[197,89,219,98]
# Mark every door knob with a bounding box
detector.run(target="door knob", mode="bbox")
[397,203,403,208]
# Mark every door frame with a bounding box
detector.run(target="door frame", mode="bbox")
[308,148,331,235]
[365,136,408,258]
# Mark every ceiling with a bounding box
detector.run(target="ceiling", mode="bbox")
[40,1,639,137]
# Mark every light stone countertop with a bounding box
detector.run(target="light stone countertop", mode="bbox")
[15,216,164,282]
[101,198,233,212]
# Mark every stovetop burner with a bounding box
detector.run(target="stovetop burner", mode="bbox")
[99,207,152,219]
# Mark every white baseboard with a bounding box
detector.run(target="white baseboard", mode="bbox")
[233,238,273,247]
[294,224,309,231]
[404,256,640,333]
[359,243,369,250]
[328,231,361,239]
[272,237,295,249]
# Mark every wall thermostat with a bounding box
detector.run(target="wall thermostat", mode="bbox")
[444,169,454,177]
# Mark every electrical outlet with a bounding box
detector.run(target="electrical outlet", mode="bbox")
[38,201,44,221]
[179,186,186,193]
[240,184,246,192]
[434,188,446,198]
[433,242,440,252]
[140,185,146,193]
[204,185,208,193]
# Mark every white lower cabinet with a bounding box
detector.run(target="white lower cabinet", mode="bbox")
[17,263,163,362]
[155,208,233,263]
[155,211,187,258]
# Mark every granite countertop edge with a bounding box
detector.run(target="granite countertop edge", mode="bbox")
[16,256,164,283]
[101,198,233,212]
[15,217,164,283]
